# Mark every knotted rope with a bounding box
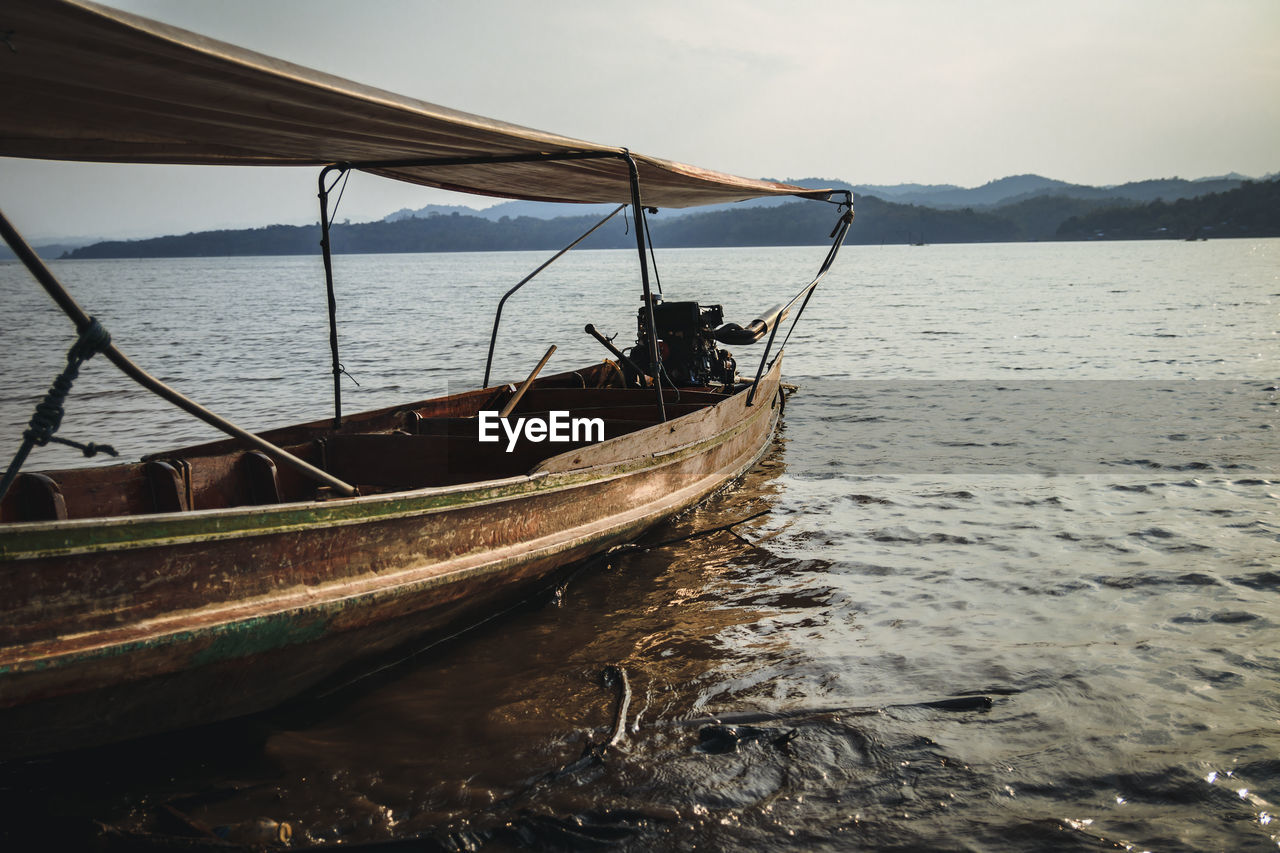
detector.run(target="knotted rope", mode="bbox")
[0,317,118,502]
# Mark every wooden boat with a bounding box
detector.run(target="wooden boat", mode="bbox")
[0,0,852,758]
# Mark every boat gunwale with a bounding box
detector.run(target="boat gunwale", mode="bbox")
[0,363,781,560]
[0,388,782,677]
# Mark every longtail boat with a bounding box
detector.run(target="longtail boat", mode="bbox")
[0,0,852,759]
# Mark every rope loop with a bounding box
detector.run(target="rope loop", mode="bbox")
[49,435,118,458]
[70,316,112,361]
[22,316,113,448]
[1,316,119,501]
[829,203,854,238]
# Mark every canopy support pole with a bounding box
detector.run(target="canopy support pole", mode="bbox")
[327,147,830,419]
[483,204,626,388]
[318,165,346,430]
[746,192,854,407]
[623,152,667,423]
[0,207,358,498]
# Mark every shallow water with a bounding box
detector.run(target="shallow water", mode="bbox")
[0,240,1277,850]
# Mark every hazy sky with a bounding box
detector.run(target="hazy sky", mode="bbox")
[2,0,1278,240]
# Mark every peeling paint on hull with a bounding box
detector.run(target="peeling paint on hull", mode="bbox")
[0,363,783,758]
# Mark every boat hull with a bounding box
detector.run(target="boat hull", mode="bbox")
[0,362,782,758]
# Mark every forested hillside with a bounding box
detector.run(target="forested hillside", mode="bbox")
[58,178,1279,259]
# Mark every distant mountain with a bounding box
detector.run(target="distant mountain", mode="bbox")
[864,174,1253,210]
[55,172,1277,259]
[379,173,1256,227]
[383,204,491,221]
[59,196,1026,259]
[995,176,1247,208]
[1197,172,1251,182]
[385,200,632,221]
[383,179,857,223]
[1055,178,1280,241]
[0,241,94,262]
[60,224,324,258]
[891,174,1076,208]
[847,181,963,199]
[987,194,1128,241]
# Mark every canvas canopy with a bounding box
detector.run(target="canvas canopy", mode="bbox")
[0,0,832,209]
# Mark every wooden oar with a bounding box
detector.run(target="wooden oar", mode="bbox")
[499,345,556,418]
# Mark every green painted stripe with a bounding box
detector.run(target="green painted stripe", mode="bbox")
[0,397,771,560]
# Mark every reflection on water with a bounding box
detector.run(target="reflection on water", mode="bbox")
[0,242,1277,850]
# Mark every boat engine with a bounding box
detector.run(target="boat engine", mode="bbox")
[631,297,737,387]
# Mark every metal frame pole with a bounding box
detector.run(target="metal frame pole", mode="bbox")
[745,192,853,406]
[623,152,666,422]
[318,165,346,430]
[483,204,626,387]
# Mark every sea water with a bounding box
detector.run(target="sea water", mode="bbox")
[0,240,1276,850]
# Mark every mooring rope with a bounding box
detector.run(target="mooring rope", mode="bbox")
[610,508,772,554]
[0,317,118,502]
